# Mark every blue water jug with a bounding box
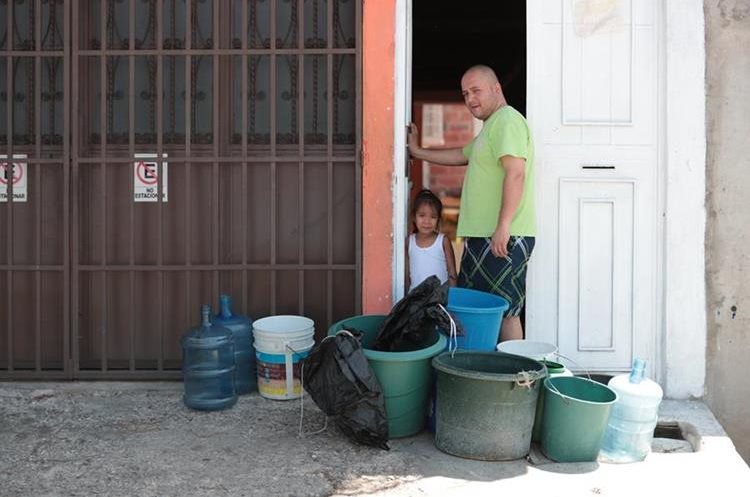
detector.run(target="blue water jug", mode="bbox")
[600,358,664,462]
[213,294,256,394]
[181,304,238,411]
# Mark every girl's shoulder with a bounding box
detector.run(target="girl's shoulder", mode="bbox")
[440,233,452,249]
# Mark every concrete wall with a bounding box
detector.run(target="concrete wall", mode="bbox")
[362,0,396,314]
[705,0,750,464]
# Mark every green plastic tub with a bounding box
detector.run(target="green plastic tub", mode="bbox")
[541,376,618,462]
[327,315,447,438]
[432,351,547,460]
[531,359,573,442]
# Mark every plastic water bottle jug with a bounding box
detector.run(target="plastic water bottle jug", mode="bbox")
[600,358,663,462]
[181,304,238,411]
[213,294,256,394]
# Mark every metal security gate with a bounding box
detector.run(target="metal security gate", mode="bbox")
[0,0,71,378]
[1,0,361,379]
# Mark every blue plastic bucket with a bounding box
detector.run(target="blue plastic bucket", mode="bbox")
[447,288,509,350]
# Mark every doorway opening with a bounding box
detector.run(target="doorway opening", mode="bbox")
[411,0,527,238]
[410,0,527,325]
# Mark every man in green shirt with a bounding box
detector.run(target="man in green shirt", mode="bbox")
[408,65,535,342]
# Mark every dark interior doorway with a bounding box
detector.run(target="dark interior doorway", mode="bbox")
[410,0,527,210]
[410,1,527,333]
[412,1,526,113]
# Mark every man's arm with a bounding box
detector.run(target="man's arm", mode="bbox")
[408,123,468,166]
[490,155,525,258]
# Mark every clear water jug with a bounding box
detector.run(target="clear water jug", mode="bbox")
[213,294,256,394]
[600,358,663,462]
[181,304,238,411]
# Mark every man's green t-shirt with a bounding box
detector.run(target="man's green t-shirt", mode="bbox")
[458,106,536,237]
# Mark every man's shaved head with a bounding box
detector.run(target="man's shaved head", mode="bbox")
[461,65,506,121]
[463,65,499,85]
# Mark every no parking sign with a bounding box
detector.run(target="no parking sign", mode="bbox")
[133,153,168,202]
[0,154,27,203]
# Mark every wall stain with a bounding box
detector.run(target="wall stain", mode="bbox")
[719,0,750,27]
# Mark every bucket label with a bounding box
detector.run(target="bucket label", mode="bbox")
[257,359,303,398]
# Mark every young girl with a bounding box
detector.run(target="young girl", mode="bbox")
[406,189,458,292]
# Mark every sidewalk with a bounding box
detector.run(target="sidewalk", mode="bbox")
[1,381,748,497]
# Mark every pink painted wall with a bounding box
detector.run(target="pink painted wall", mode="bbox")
[362,0,395,314]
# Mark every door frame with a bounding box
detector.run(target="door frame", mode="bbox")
[390,0,706,398]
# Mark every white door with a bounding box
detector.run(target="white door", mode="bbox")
[393,0,413,302]
[526,0,661,374]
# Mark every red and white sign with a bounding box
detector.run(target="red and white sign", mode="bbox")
[0,154,28,203]
[133,153,168,202]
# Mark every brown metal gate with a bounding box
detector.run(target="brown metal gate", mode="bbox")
[1,0,362,379]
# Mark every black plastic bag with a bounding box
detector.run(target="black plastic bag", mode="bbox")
[370,275,464,352]
[302,331,389,450]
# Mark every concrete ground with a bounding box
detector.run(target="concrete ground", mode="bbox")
[1,382,748,497]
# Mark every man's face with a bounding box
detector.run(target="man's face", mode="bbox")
[461,71,500,121]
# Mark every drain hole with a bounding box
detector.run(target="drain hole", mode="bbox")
[653,422,684,440]
[652,422,695,453]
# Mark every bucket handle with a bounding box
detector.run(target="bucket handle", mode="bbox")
[544,376,572,404]
[544,353,596,405]
[554,351,592,381]
[514,370,536,390]
[284,342,298,399]
[437,304,458,356]
[296,330,355,438]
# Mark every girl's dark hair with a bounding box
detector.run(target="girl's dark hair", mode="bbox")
[410,189,443,233]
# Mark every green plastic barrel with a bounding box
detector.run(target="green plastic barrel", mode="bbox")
[432,351,547,460]
[541,376,618,462]
[328,315,447,438]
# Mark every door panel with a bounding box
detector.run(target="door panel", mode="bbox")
[558,177,635,369]
[527,0,660,373]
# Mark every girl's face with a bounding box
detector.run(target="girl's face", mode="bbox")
[414,203,439,235]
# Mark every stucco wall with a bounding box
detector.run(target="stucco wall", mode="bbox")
[705,0,750,464]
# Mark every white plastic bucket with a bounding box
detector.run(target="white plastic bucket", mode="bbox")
[496,340,558,361]
[253,316,315,400]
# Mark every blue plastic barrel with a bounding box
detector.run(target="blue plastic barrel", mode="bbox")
[181,304,238,411]
[447,287,509,350]
[213,294,256,394]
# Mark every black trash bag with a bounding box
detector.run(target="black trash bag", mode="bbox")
[370,275,464,352]
[302,330,389,450]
